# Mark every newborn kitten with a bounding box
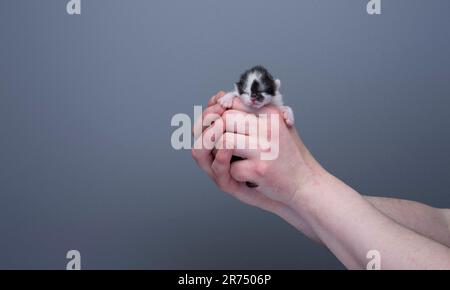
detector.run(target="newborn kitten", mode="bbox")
[218,66,295,126]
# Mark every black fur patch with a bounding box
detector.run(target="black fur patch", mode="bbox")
[250,80,260,94]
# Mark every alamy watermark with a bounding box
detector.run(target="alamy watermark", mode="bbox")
[367,0,382,15]
[64,1,381,16]
[66,250,81,270]
[171,106,280,161]
[66,0,81,15]
[366,250,381,270]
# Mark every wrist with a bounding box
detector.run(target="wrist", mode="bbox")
[289,168,337,215]
[287,130,334,210]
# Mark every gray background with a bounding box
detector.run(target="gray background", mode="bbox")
[0,0,449,269]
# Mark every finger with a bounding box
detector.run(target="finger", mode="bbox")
[192,118,226,178]
[230,160,259,183]
[193,104,225,140]
[208,91,226,107]
[222,110,258,136]
[192,147,214,178]
[216,132,259,160]
[211,148,240,193]
[211,144,280,212]
[201,117,226,151]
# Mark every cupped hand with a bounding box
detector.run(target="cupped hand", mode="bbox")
[192,91,325,209]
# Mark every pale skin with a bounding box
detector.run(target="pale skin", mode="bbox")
[192,91,450,270]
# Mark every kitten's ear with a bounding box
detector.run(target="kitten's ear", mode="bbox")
[275,79,281,91]
[234,83,239,93]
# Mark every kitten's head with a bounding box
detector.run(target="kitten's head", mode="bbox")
[235,66,281,109]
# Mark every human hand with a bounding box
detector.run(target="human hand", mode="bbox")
[192,92,286,213]
[192,92,325,241]
[210,95,324,205]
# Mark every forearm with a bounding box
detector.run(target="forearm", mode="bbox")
[273,205,322,244]
[365,196,450,247]
[291,172,450,269]
[285,196,450,248]
[279,129,450,257]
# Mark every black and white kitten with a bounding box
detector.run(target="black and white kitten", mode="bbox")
[218,66,295,126]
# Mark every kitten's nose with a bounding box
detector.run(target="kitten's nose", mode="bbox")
[252,94,264,102]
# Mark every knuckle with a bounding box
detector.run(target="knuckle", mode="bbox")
[223,133,235,149]
[215,152,228,164]
[222,110,233,121]
[211,163,219,174]
[223,109,240,119]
